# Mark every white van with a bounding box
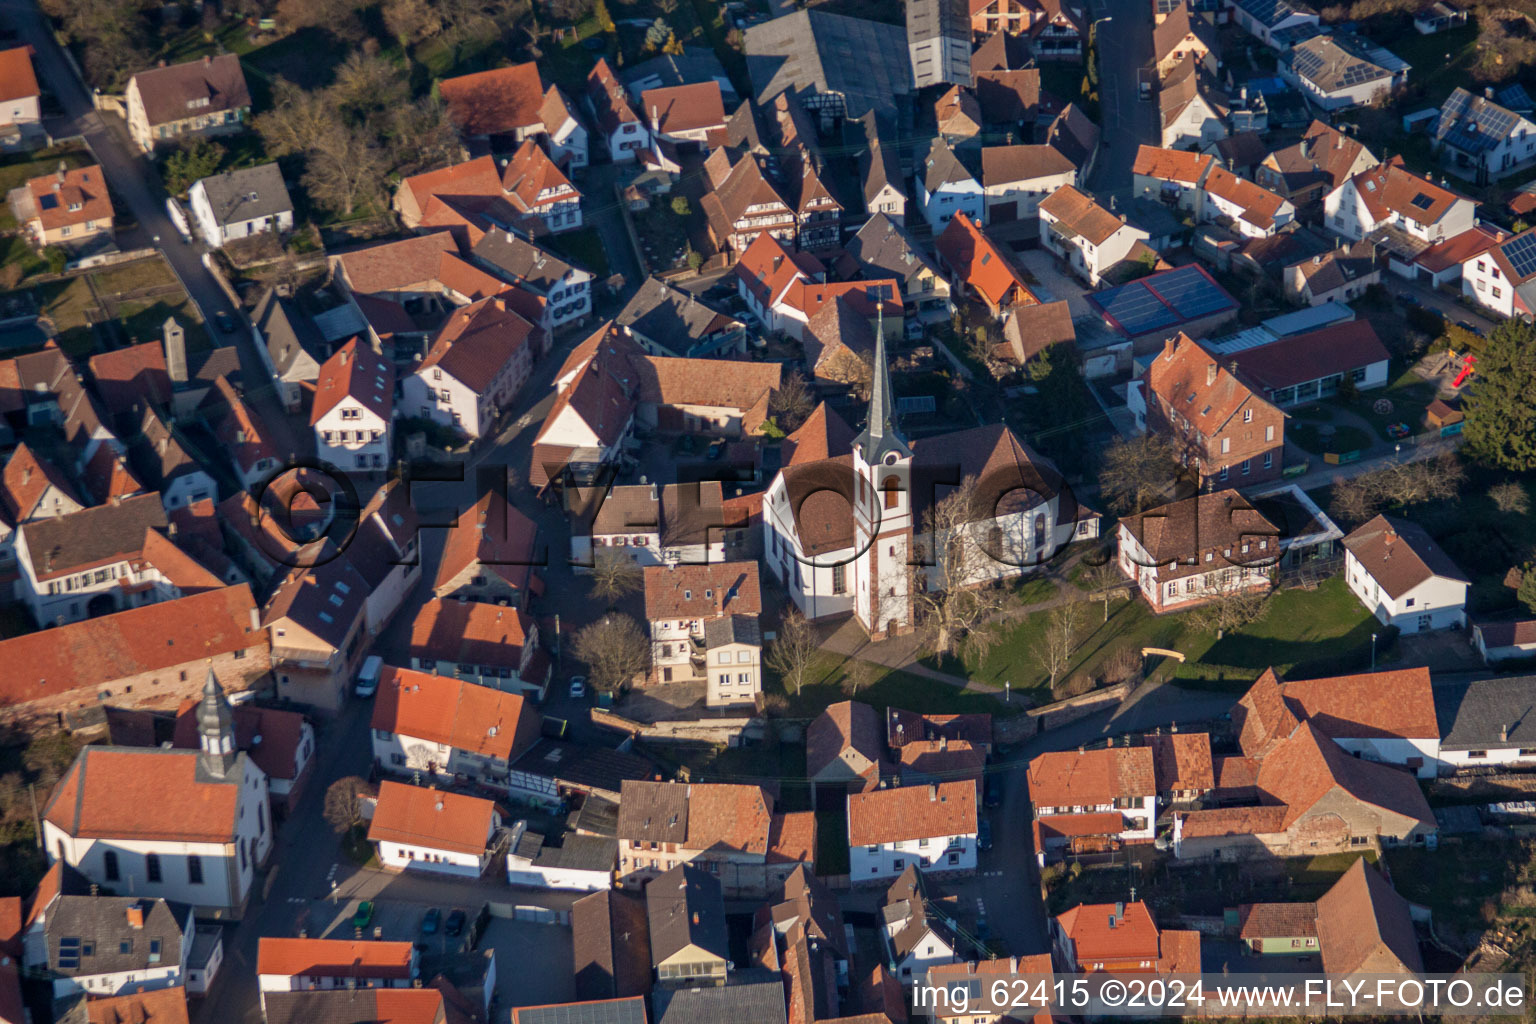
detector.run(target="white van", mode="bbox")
[355,655,383,697]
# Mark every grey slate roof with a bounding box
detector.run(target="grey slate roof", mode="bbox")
[516,998,650,1024]
[704,613,762,648]
[46,896,187,977]
[1436,675,1536,750]
[856,111,904,207]
[744,9,913,123]
[534,833,619,872]
[615,277,744,357]
[652,971,788,1024]
[570,794,621,837]
[20,492,166,576]
[645,864,728,966]
[841,214,942,295]
[195,163,292,228]
[472,231,584,296]
[515,739,654,797]
[921,136,976,192]
[617,780,688,844]
[253,289,327,382]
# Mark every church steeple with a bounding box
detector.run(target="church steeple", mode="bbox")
[852,313,912,465]
[198,667,237,778]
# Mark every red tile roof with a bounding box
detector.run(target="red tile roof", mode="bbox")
[767,810,817,864]
[642,561,761,621]
[422,294,539,393]
[1027,747,1156,808]
[83,987,190,1024]
[0,585,262,707]
[399,156,503,221]
[311,336,394,425]
[1342,513,1468,599]
[1278,667,1437,740]
[806,700,885,780]
[1144,332,1274,440]
[1039,185,1128,246]
[44,745,247,842]
[783,402,855,466]
[0,46,38,103]
[334,231,458,296]
[1259,721,1434,831]
[26,164,112,232]
[408,598,534,670]
[211,375,278,474]
[257,937,415,979]
[1,441,81,521]
[172,698,309,783]
[1349,156,1466,226]
[1203,164,1289,231]
[1417,223,1504,273]
[434,489,539,594]
[368,779,497,856]
[1145,732,1214,792]
[586,58,639,134]
[1056,902,1161,962]
[1033,812,1127,848]
[438,63,547,137]
[847,780,976,846]
[502,139,578,213]
[372,664,540,761]
[1133,145,1213,185]
[1231,319,1390,395]
[641,82,727,135]
[1314,857,1423,974]
[936,212,1038,310]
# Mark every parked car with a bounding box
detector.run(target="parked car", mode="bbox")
[445,908,467,936]
[978,818,993,851]
[421,908,441,935]
[352,901,374,929]
[1397,292,1419,307]
[706,439,727,461]
[355,655,383,698]
[214,311,237,334]
[984,775,1003,808]
[568,676,587,700]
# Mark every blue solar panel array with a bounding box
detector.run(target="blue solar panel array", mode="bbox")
[1503,232,1536,279]
[1092,266,1237,336]
[1438,88,1517,155]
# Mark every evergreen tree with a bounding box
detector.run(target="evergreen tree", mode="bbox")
[1464,318,1536,471]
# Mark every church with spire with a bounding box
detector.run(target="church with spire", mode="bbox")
[40,668,275,919]
[762,326,1100,638]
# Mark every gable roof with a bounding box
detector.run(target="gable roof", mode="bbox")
[420,295,538,393]
[1231,319,1389,395]
[0,45,38,103]
[261,548,370,648]
[1027,746,1157,807]
[743,8,913,124]
[26,164,112,232]
[572,890,652,1001]
[806,700,885,779]
[82,987,191,1024]
[1,442,81,521]
[1143,332,1276,439]
[643,561,762,621]
[1203,164,1289,231]
[840,213,943,296]
[1039,184,1128,246]
[407,598,534,667]
[194,162,292,227]
[847,780,976,845]
[1145,732,1214,792]
[1264,120,1373,193]
[587,58,640,134]
[334,231,459,296]
[783,402,856,466]
[936,212,1037,310]
[372,664,540,761]
[1290,34,1392,94]
[311,337,393,425]
[1314,858,1423,974]
[1258,721,1434,831]
[921,136,976,192]
[434,489,539,594]
[1342,513,1468,599]
[981,143,1076,185]
[368,780,496,856]
[1047,102,1100,169]
[646,863,729,963]
[616,277,743,355]
[999,299,1075,363]
[1346,156,1466,226]
[1133,145,1214,185]
[129,54,249,126]
[1056,901,1162,961]
[43,745,249,842]
[257,937,415,979]
[1277,667,1437,740]
[19,492,165,579]
[641,81,726,135]
[502,140,578,214]
[974,68,1054,124]
[1119,489,1281,568]
[438,63,549,137]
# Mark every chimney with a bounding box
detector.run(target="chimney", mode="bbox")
[249,606,260,631]
[1501,723,1509,742]
[1205,362,1217,386]
[928,783,938,801]
[1115,901,1125,921]
[1487,86,1495,100]
[939,735,947,752]
[126,905,144,929]
[163,318,188,384]
[202,54,211,65]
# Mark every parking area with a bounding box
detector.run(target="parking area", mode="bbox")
[1011,249,1096,318]
[481,916,576,1009]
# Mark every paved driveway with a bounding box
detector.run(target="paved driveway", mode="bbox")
[1014,249,1096,318]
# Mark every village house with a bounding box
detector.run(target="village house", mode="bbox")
[857,113,907,224]
[734,231,903,341]
[1027,746,1157,865]
[0,585,268,727]
[1285,243,1379,305]
[1153,3,1217,77]
[569,889,652,1002]
[848,780,978,881]
[371,664,541,788]
[256,938,416,1007]
[1132,145,1213,212]
[1433,87,1536,184]
[1117,490,1282,613]
[1436,674,1536,770]
[506,736,653,808]
[935,85,981,144]
[699,152,800,257]
[1236,858,1422,974]
[1201,164,1295,238]
[262,547,371,713]
[807,700,888,805]
[980,144,1078,224]
[187,163,292,250]
[615,779,815,897]
[1288,34,1407,111]
[72,989,196,1024]
[643,561,762,698]
[1343,514,1468,633]
[646,864,729,986]
[1050,901,1203,974]
[587,59,648,164]
[1129,334,1286,486]
[1219,320,1392,408]
[880,866,965,985]
[1460,225,1536,318]
[1231,0,1319,48]
[433,490,542,607]
[1258,120,1379,210]
[208,376,281,492]
[1159,55,1228,149]
[1,442,84,523]
[13,164,113,250]
[501,140,584,234]
[1029,0,1086,59]
[924,954,1055,1023]
[124,55,250,152]
[42,672,273,919]
[935,212,1040,317]
[32,896,201,1000]
[1415,0,1467,31]
[530,325,639,489]
[406,598,550,700]
[504,819,617,892]
[0,45,41,146]
[1039,185,1150,286]
[1474,620,1536,665]
[249,290,328,414]
[368,781,502,878]
[917,137,984,233]
[569,481,733,570]
[839,214,952,323]
[405,296,539,440]
[472,230,593,330]
[1324,158,1477,276]
[437,62,587,168]
[639,81,727,159]
[311,338,392,472]
[616,277,747,358]
[129,410,216,513]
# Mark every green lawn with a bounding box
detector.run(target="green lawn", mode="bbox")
[545,226,610,279]
[768,652,1021,720]
[1386,21,1481,108]
[1288,420,1375,456]
[0,147,94,196]
[926,575,1379,702]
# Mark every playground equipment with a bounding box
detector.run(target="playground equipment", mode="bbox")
[1452,354,1477,388]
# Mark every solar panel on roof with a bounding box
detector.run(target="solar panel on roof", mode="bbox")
[1503,232,1536,279]
[1410,192,1435,210]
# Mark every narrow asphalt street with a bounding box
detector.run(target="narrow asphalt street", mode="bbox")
[6,0,304,456]
[1087,0,1156,196]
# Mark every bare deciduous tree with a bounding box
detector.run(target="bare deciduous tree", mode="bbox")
[1098,434,1180,516]
[1491,481,1531,516]
[769,371,814,433]
[323,775,372,833]
[1329,452,1465,524]
[589,548,643,603]
[913,481,1009,660]
[572,614,651,693]
[1033,601,1085,695]
[766,609,818,694]
[1189,570,1271,636]
[845,659,876,696]
[1079,556,1125,623]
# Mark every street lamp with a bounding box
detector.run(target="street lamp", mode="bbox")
[1370,632,1377,670]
